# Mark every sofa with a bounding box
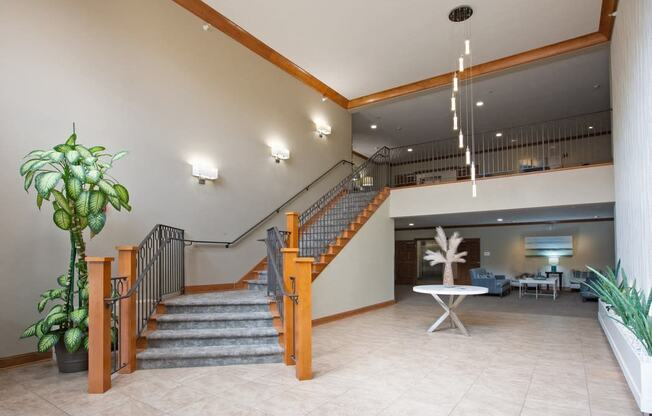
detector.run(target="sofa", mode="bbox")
[470,267,511,297]
[580,271,600,301]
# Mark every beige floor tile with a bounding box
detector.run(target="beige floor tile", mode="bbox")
[0,391,67,416]
[171,395,267,416]
[521,397,590,416]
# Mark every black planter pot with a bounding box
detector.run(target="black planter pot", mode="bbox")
[54,339,88,373]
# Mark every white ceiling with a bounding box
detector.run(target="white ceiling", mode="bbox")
[352,45,611,155]
[204,0,602,99]
[394,203,614,229]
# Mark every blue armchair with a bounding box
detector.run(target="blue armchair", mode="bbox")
[580,271,600,301]
[470,267,511,297]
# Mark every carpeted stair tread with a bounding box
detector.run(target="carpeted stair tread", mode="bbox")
[146,327,278,339]
[137,344,283,360]
[156,311,273,322]
[162,290,270,306]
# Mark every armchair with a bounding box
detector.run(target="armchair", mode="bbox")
[470,267,511,297]
[580,271,600,301]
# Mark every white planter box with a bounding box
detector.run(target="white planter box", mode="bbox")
[598,300,652,414]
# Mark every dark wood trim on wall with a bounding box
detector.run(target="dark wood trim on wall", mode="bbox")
[0,351,52,369]
[173,0,617,110]
[396,217,614,232]
[172,0,349,108]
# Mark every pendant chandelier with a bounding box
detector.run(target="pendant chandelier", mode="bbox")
[449,5,477,197]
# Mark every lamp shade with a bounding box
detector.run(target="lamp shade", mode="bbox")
[548,256,559,266]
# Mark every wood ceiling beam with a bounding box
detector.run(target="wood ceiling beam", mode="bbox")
[172,0,349,108]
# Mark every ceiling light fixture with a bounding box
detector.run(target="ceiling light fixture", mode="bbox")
[588,126,594,130]
[495,132,503,137]
[409,223,415,227]
[370,124,377,129]
[449,5,476,197]
[407,148,413,152]
[497,218,503,222]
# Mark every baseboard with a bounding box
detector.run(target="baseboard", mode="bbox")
[0,351,52,368]
[184,283,240,293]
[313,299,396,326]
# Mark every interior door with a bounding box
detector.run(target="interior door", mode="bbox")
[455,238,480,285]
[395,240,417,285]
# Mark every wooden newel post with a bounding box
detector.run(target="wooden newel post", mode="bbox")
[117,246,138,374]
[286,212,299,249]
[86,256,114,394]
[281,248,298,365]
[294,257,313,381]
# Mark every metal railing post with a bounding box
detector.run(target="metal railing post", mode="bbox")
[87,256,113,394]
[117,246,138,374]
[281,248,299,365]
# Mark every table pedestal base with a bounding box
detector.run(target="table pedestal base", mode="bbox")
[428,294,469,336]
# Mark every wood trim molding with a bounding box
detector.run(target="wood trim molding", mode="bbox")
[173,0,617,110]
[347,33,608,108]
[0,351,52,368]
[396,217,614,232]
[599,0,619,39]
[172,0,348,108]
[313,300,396,326]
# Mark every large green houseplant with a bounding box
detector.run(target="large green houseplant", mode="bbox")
[19,128,131,372]
[587,261,652,356]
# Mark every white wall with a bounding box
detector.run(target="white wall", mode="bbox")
[397,221,615,283]
[611,0,652,293]
[0,0,352,357]
[389,164,614,218]
[313,199,395,319]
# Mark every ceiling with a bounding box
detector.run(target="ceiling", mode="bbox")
[352,45,611,156]
[394,203,614,229]
[204,0,603,99]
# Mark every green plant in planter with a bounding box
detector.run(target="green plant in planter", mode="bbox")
[18,128,131,354]
[586,261,652,356]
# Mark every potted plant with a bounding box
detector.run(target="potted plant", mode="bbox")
[587,262,652,413]
[18,127,131,373]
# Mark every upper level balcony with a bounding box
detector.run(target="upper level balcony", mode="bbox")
[386,110,611,188]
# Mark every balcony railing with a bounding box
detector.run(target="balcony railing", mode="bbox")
[388,110,612,187]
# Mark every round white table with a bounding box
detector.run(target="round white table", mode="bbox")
[413,285,488,336]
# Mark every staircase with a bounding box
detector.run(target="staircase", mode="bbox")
[135,149,391,370]
[136,283,283,369]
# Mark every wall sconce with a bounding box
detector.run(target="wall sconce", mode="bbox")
[191,164,218,184]
[316,122,332,138]
[271,146,290,163]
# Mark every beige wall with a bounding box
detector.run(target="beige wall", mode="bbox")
[397,220,615,284]
[313,198,395,319]
[389,164,615,218]
[0,0,352,357]
[611,1,652,293]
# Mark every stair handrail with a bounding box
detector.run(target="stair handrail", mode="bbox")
[299,147,390,227]
[183,159,354,248]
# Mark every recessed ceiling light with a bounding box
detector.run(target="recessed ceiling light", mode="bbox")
[495,132,503,137]
[370,124,377,129]
[497,218,503,222]
[476,101,484,107]
[408,223,415,226]
[594,215,599,219]
[407,148,413,152]
[588,126,594,130]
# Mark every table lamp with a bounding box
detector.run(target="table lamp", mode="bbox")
[548,256,559,272]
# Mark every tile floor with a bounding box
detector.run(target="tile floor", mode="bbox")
[0,287,642,416]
